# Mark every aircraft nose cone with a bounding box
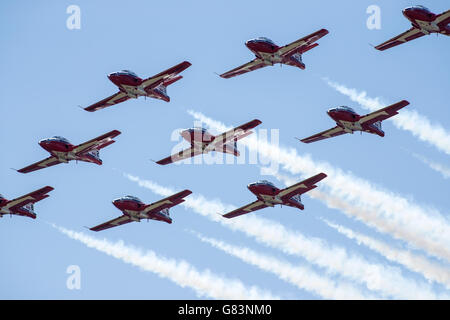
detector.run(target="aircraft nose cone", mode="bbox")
[107,72,119,80]
[245,40,255,48]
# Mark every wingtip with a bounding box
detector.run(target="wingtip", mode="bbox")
[155,158,169,165]
[401,99,410,106]
[216,212,228,219]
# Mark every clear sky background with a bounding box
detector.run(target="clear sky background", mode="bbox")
[1,0,449,299]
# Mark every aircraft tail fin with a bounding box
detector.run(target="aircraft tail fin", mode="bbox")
[23,203,35,214]
[160,208,170,217]
[84,149,102,165]
[87,149,101,160]
[288,53,306,69]
[153,83,170,102]
[372,121,385,137]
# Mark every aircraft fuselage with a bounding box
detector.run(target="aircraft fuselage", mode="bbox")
[245,38,304,68]
[108,70,169,101]
[327,107,384,137]
[38,137,102,164]
[113,197,172,224]
[403,6,447,34]
[247,181,304,209]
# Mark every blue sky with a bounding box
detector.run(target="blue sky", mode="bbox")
[1,0,449,299]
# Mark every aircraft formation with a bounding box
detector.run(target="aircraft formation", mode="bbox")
[3,5,449,232]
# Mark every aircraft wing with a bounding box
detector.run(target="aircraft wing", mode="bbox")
[222,200,269,219]
[220,58,267,79]
[206,119,262,151]
[156,146,204,165]
[72,130,121,155]
[143,190,192,214]
[359,100,409,125]
[277,173,327,201]
[5,186,54,217]
[90,215,133,232]
[277,28,329,57]
[299,126,347,144]
[17,156,63,174]
[436,9,450,28]
[374,28,426,51]
[84,92,131,112]
[141,61,191,89]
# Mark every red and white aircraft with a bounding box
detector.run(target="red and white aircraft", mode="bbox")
[90,190,192,231]
[84,61,191,112]
[222,173,327,219]
[220,29,328,79]
[375,6,450,51]
[17,130,121,173]
[0,186,54,219]
[156,119,262,165]
[299,100,409,144]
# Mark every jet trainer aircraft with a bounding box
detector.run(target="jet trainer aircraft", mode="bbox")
[90,190,192,231]
[84,61,191,112]
[299,100,409,144]
[156,119,262,165]
[375,6,450,51]
[0,186,54,219]
[17,130,121,173]
[222,173,327,219]
[220,29,328,79]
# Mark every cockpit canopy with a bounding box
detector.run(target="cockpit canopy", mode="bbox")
[120,195,143,203]
[188,127,208,133]
[0,194,4,199]
[249,37,276,45]
[49,136,70,144]
[409,5,430,12]
[250,180,276,188]
[117,70,138,77]
[330,106,356,114]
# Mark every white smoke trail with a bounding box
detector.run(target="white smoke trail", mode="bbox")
[322,219,450,290]
[54,224,279,300]
[412,153,450,179]
[187,110,450,263]
[125,174,449,299]
[192,231,378,299]
[325,79,450,156]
